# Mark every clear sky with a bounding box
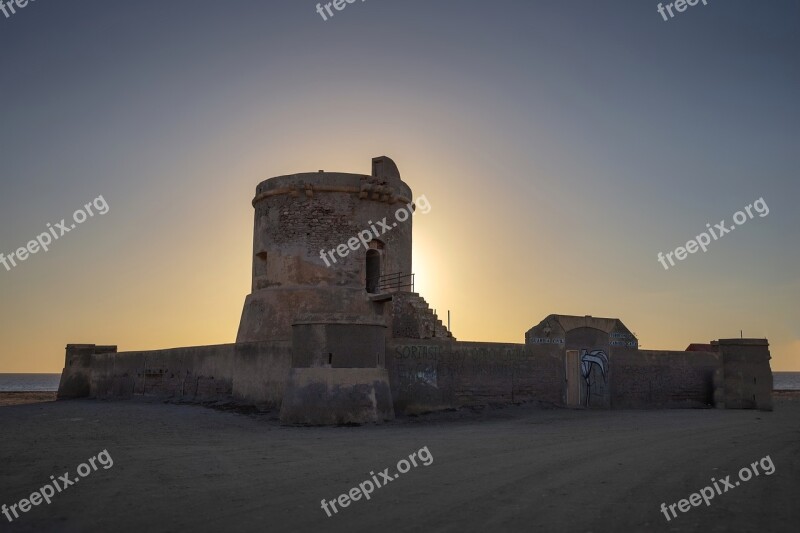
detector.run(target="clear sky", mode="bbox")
[0,0,797,373]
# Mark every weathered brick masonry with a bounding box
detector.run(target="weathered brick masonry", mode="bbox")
[387,341,563,414]
[610,350,718,408]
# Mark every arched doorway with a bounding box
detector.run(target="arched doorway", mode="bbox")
[366,250,381,293]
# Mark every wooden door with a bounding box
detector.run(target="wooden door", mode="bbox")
[565,349,580,406]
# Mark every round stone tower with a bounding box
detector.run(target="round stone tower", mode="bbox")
[238,156,412,424]
[236,156,414,343]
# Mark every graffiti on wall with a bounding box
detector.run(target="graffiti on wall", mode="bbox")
[395,345,440,361]
[610,331,638,348]
[394,345,440,389]
[529,337,565,345]
[580,349,608,406]
[396,364,438,388]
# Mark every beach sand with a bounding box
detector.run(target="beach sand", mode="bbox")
[0,396,798,532]
[0,392,57,407]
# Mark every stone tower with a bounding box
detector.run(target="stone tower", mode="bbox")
[237,156,415,424]
[236,156,414,343]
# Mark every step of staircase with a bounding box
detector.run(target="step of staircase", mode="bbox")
[390,291,455,340]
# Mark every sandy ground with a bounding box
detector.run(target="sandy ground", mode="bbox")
[0,393,57,407]
[0,397,798,533]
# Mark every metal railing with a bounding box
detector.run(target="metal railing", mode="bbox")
[377,271,414,293]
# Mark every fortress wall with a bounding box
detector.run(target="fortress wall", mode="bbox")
[89,344,238,401]
[716,339,772,410]
[58,344,117,399]
[231,341,292,408]
[610,350,719,408]
[387,340,563,414]
[79,342,292,407]
[62,339,737,415]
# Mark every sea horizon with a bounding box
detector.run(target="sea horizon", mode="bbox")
[0,373,62,392]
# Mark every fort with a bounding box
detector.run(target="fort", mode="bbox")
[57,156,773,424]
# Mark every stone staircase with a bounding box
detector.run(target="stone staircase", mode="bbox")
[390,292,455,340]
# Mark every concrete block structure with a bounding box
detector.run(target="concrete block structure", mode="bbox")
[57,156,774,423]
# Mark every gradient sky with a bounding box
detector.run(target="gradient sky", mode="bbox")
[0,0,798,373]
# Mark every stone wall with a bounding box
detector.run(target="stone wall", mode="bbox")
[610,350,719,408]
[231,341,292,408]
[58,344,118,399]
[75,342,292,408]
[716,339,773,410]
[280,368,394,425]
[89,344,238,401]
[387,340,563,414]
[58,337,769,417]
[389,292,453,339]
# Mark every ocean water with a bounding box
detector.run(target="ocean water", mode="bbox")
[773,372,800,391]
[0,374,61,392]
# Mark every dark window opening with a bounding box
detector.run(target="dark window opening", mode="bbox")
[366,250,381,293]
